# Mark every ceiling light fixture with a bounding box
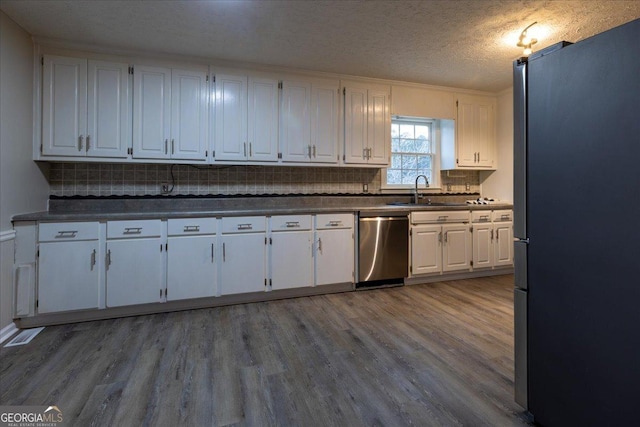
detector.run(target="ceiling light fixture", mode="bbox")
[517,22,538,56]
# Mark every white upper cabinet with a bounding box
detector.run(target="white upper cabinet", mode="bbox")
[214,73,278,162]
[442,94,497,170]
[214,74,247,161]
[281,78,339,163]
[133,65,207,161]
[343,80,391,165]
[42,55,129,158]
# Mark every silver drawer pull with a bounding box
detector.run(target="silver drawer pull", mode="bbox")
[55,230,78,238]
[437,216,449,221]
[285,222,300,228]
[90,249,96,270]
[183,225,200,232]
[501,214,511,220]
[329,221,342,227]
[237,224,253,230]
[123,227,142,234]
[480,215,490,221]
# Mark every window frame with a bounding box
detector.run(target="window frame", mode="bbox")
[382,116,441,191]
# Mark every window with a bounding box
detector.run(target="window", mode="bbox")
[384,117,440,189]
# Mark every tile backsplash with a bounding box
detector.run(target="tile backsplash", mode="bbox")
[48,163,479,196]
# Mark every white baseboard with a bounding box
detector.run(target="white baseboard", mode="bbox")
[0,322,19,345]
[0,229,16,242]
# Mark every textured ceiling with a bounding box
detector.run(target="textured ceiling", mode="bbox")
[1,1,639,92]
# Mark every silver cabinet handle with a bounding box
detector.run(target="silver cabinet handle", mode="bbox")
[437,215,449,222]
[444,231,448,243]
[329,221,342,227]
[249,142,252,157]
[491,229,494,241]
[86,135,91,151]
[164,139,168,154]
[106,249,111,269]
[318,237,322,252]
[308,145,312,158]
[222,242,226,262]
[501,214,511,220]
[244,142,247,157]
[496,230,499,241]
[55,230,78,238]
[237,224,253,230]
[211,243,214,263]
[438,231,442,243]
[363,148,367,159]
[183,225,200,232]
[123,227,142,234]
[285,221,300,228]
[78,135,84,151]
[312,145,316,158]
[171,139,175,155]
[91,249,96,270]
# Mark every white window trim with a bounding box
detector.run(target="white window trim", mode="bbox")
[381,117,441,192]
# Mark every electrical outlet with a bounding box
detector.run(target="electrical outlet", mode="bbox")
[465,182,471,191]
[363,184,368,193]
[161,182,170,194]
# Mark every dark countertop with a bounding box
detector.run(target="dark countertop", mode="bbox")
[12,194,513,222]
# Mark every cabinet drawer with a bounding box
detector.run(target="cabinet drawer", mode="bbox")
[221,216,266,234]
[492,210,513,222]
[471,211,492,223]
[270,215,312,232]
[411,211,469,224]
[167,218,216,236]
[316,213,354,230]
[39,221,99,242]
[107,220,162,239]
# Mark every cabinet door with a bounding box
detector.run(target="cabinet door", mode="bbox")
[271,231,313,290]
[456,97,477,167]
[167,235,216,301]
[133,65,171,159]
[106,238,163,307]
[87,60,130,158]
[494,222,514,267]
[343,85,368,164]
[442,224,472,272]
[472,223,493,269]
[214,74,247,161]
[311,82,339,163]
[315,229,354,285]
[280,80,311,162]
[410,224,442,276]
[38,241,99,313]
[220,233,266,295]
[248,77,279,162]
[475,100,495,167]
[42,55,87,156]
[171,69,208,160]
[367,89,390,165]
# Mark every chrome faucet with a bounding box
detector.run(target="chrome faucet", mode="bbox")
[414,175,429,204]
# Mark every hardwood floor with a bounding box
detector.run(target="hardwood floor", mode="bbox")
[1,275,531,426]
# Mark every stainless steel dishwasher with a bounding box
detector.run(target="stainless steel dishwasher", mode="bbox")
[357,212,408,288]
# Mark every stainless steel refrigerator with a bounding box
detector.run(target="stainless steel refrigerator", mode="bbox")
[513,18,640,426]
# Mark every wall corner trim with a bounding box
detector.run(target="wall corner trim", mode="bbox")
[0,230,17,242]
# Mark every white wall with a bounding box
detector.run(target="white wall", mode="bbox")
[0,11,49,331]
[480,88,513,202]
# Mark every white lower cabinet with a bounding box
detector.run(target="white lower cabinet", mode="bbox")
[471,210,514,270]
[166,218,217,300]
[270,215,313,290]
[314,214,354,285]
[37,222,100,314]
[106,220,164,307]
[410,211,471,276]
[220,217,267,295]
